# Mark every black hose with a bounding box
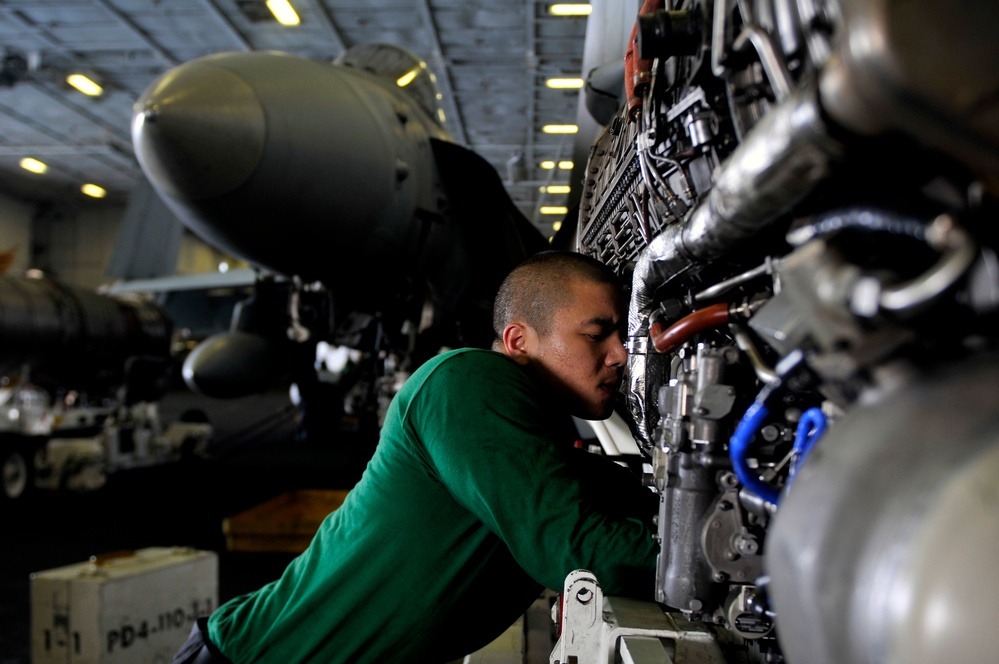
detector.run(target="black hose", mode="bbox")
[786,209,928,246]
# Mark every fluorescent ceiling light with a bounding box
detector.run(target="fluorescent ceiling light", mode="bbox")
[550,4,592,16]
[552,221,563,232]
[540,160,556,170]
[81,183,106,198]
[20,158,47,174]
[266,0,300,25]
[67,74,103,97]
[396,68,419,87]
[542,124,578,134]
[558,160,574,170]
[540,206,568,215]
[546,185,571,194]
[546,78,584,89]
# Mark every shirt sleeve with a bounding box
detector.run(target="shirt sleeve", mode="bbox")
[406,351,658,598]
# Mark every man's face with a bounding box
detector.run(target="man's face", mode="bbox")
[524,279,627,420]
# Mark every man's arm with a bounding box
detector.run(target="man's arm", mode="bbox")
[409,351,658,598]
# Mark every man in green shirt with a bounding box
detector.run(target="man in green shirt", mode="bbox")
[172,250,658,663]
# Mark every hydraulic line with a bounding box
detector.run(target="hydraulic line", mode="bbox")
[787,210,978,317]
[729,359,827,505]
[785,208,927,246]
[649,302,730,353]
[788,407,827,483]
[731,324,779,383]
[878,215,977,314]
[730,399,780,505]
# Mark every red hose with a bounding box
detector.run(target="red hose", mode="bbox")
[650,303,731,353]
[625,0,664,120]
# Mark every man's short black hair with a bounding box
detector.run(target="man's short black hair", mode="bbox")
[493,250,621,339]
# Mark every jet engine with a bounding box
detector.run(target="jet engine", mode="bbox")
[569,0,999,661]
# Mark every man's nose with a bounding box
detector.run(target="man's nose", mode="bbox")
[606,335,627,366]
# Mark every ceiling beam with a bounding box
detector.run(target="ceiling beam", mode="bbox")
[0,145,119,156]
[525,0,538,221]
[304,0,348,54]
[415,0,468,145]
[28,82,132,146]
[0,85,138,181]
[0,8,79,59]
[91,0,181,66]
[197,0,252,51]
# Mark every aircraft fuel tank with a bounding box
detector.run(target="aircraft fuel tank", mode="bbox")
[0,274,171,391]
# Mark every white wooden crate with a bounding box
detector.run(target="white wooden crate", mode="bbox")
[31,547,218,664]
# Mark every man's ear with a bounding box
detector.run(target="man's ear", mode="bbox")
[501,322,534,364]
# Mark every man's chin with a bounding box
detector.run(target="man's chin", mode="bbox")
[578,403,614,421]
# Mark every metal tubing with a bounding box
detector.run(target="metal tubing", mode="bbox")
[628,85,842,338]
[650,303,731,353]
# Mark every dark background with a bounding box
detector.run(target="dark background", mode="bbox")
[0,388,376,664]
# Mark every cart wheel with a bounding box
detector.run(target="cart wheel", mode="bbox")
[1,448,31,502]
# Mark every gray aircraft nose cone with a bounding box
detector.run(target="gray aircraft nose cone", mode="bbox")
[132,58,266,202]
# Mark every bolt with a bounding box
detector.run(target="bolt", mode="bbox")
[718,500,733,511]
[713,571,729,583]
[735,534,760,556]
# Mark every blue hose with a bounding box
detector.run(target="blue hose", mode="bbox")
[788,407,827,483]
[729,400,828,505]
[729,400,780,505]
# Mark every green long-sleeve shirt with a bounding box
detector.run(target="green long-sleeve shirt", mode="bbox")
[209,348,657,663]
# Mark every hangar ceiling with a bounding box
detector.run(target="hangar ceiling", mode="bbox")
[0,0,592,234]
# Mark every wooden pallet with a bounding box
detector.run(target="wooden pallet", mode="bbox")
[223,489,350,553]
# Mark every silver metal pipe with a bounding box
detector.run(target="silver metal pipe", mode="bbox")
[733,24,794,101]
[879,215,978,314]
[628,84,843,338]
